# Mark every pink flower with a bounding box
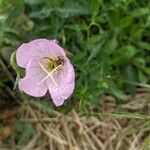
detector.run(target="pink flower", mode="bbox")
[16,39,75,106]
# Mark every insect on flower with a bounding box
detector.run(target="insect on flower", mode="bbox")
[42,56,64,71]
[16,39,75,106]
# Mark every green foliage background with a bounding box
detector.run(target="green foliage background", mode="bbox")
[0,0,150,107]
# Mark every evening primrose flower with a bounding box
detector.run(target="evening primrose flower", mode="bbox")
[16,39,75,106]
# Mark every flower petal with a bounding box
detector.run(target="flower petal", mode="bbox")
[47,58,75,106]
[16,39,66,68]
[19,58,48,97]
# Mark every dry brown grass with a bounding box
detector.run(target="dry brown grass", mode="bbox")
[0,90,150,150]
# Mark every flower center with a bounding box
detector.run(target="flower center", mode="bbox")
[42,56,64,72]
[38,56,64,86]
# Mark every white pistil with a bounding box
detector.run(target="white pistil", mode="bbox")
[38,63,62,86]
[39,62,50,74]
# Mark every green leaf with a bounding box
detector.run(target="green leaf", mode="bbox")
[14,121,36,144]
[13,74,20,90]
[130,25,143,41]
[86,35,105,63]
[113,45,137,64]
[58,1,89,18]
[138,70,147,84]
[103,34,118,55]
[89,0,101,17]
[131,7,150,17]
[24,0,43,5]
[29,8,53,19]
[134,58,150,75]
[137,41,150,51]
[123,65,138,96]
[109,81,126,101]
[86,44,102,63]
[5,2,25,27]
[10,51,24,76]
[118,16,133,29]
